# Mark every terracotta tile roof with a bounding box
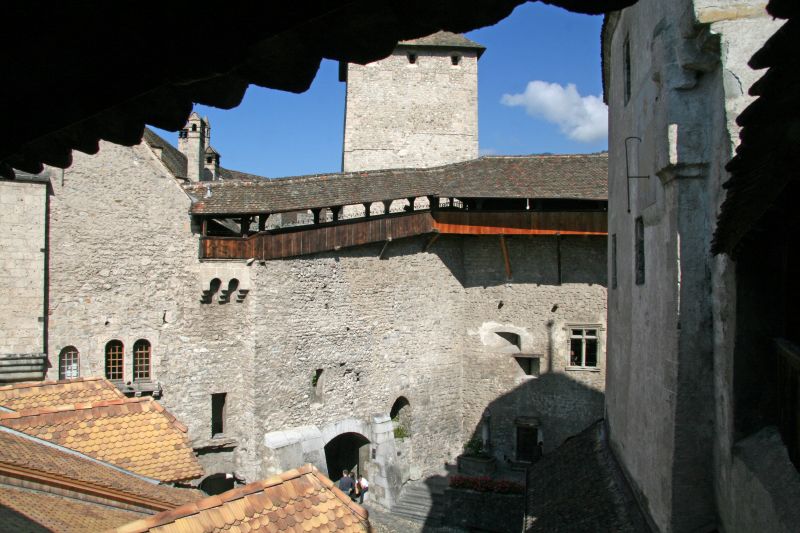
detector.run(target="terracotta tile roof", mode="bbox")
[186,153,608,216]
[110,464,371,533]
[0,428,202,510]
[0,397,204,483]
[0,485,146,533]
[0,377,125,411]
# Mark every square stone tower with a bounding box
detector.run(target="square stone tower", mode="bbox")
[341,31,483,172]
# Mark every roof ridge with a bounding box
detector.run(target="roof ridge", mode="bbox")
[0,376,108,392]
[0,395,153,419]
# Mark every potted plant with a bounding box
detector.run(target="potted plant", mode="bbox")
[457,437,496,476]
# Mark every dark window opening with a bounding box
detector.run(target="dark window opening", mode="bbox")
[496,331,522,352]
[514,356,540,377]
[133,339,151,381]
[206,156,213,163]
[451,55,461,66]
[211,393,227,437]
[59,346,79,380]
[105,340,124,381]
[623,37,632,105]
[635,217,645,285]
[516,425,540,462]
[407,53,417,64]
[191,124,197,131]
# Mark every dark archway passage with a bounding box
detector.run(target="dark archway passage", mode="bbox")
[324,432,370,482]
[199,473,235,495]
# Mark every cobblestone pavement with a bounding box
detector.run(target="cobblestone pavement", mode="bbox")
[365,505,469,533]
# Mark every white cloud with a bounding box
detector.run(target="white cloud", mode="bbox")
[500,81,607,143]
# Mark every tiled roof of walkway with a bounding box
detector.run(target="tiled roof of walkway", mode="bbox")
[185,153,608,215]
[111,464,370,533]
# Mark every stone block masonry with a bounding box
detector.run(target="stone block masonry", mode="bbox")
[0,179,47,356]
[343,48,479,172]
[42,138,607,509]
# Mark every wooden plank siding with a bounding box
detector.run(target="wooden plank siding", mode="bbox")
[199,210,607,260]
[432,210,607,236]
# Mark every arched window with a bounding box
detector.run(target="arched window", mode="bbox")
[105,340,124,381]
[58,346,79,380]
[133,339,151,381]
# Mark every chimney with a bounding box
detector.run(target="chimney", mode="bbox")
[203,146,220,181]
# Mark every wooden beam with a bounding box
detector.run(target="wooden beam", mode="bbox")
[378,238,392,259]
[258,214,267,232]
[499,235,512,280]
[423,232,440,252]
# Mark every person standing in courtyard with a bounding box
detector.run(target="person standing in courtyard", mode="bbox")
[338,470,354,495]
[357,474,369,504]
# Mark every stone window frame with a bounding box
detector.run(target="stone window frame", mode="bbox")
[564,324,604,372]
[104,340,124,381]
[132,339,151,382]
[58,346,80,380]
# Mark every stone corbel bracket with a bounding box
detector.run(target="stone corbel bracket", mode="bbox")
[199,264,251,304]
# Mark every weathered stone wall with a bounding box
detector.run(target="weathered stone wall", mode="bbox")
[44,140,607,506]
[460,235,607,461]
[46,141,260,481]
[342,48,479,172]
[0,179,47,355]
[605,1,790,531]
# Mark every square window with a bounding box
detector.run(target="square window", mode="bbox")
[569,329,600,369]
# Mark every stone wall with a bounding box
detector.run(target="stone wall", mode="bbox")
[342,48,479,172]
[44,138,607,507]
[0,179,47,356]
[46,141,260,480]
[604,1,791,531]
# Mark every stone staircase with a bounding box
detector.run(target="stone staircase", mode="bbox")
[390,479,447,526]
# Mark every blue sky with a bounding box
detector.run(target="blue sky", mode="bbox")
[153,3,606,178]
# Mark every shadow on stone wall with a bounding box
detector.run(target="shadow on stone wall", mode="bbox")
[309,233,607,290]
[411,373,604,531]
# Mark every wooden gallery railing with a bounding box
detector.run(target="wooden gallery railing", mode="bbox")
[776,338,800,470]
[199,210,608,260]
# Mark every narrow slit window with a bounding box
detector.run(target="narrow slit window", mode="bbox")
[623,37,632,105]
[59,346,79,380]
[133,339,151,381]
[212,393,227,436]
[635,217,645,285]
[611,234,618,289]
[105,340,124,381]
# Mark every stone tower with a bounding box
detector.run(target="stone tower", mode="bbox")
[178,112,211,182]
[341,31,483,172]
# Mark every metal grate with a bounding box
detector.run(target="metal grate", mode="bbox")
[133,339,151,381]
[105,340,124,381]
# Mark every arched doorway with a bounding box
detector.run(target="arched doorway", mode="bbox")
[324,432,370,482]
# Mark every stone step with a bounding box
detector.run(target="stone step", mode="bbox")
[390,481,447,525]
